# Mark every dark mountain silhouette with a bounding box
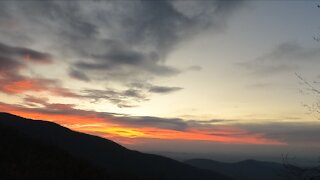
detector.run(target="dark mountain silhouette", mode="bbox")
[185,159,289,180]
[0,120,113,179]
[0,112,232,180]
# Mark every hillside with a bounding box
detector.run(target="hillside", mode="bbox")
[0,112,231,180]
[185,158,289,180]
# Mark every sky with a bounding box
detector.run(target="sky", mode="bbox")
[0,0,320,163]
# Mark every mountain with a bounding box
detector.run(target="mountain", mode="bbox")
[185,159,289,180]
[0,119,112,179]
[0,112,232,180]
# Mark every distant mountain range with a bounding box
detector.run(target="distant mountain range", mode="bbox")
[0,112,231,180]
[185,159,290,180]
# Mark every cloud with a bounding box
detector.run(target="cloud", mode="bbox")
[149,86,183,94]
[69,69,90,82]
[73,0,243,80]
[0,41,81,97]
[2,79,50,94]
[0,78,80,97]
[2,97,209,131]
[81,88,148,108]
[0,95,242,134]
[238,122,320,145]
[0,55,22,79]
[254,42,302,62]
[0,42,52,64]
[239,42,320,76]
[239,61,298,76]
[76,83,183,107]
[0,99,284,145]
[261,42,320,61]
[23,95,76,110]
[128,82,183,94]
[0,0,244,103]
[0,41,52,78]
[114,116,189,131]
[1,95,290,145]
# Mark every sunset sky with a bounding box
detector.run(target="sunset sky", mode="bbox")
[0,0,320,163]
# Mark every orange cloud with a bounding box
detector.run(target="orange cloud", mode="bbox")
[1,78,79,98]
[0,101,285,146]
[76,126,284,145]
[0,103,106,125]
[2,80,44,94]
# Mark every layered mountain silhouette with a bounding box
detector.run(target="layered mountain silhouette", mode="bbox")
[0,112,232,180]
[185,159,289,180]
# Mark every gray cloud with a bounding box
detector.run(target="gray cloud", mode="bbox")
[0,42,48,85]
[0,0,244,106]
[149,86,183,94]
[128,82,183,94]
[239,61,298,76]
[239,42,320,76]
[0,41,52,93]
[0,42,52,63]
[72,38,180,78]
[67,1,243,82]
[79,83,183,107]
[0,41,81,97]
[69,68,90,82]
[0,0,244,80]
[23,95,76,110]
[0,55,21,78]
[238,122,320,145]
[255,42,302,62]
[81,88,148,108]
[115,116,189,131]
[111,116,232,132]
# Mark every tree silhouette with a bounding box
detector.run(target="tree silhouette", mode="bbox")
[313,3,320,41]
[282,74,320,179]
[296,73,320,120]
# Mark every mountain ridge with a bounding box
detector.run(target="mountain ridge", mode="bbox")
[185,158,289,180]
[0,112,232,180]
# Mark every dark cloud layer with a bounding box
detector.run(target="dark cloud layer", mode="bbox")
[65,0,243,82]
[0,0,244,107]
[0,42,52,63]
